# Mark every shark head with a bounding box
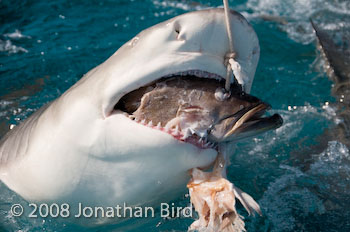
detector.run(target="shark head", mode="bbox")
[94,8,260,117]
[0,9,265,225]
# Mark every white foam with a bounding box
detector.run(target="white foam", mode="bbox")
[0,40,28,54]
[311,141,349,169]
[4,29,31,40]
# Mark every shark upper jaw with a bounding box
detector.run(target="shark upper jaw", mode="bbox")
[98,9,260,120]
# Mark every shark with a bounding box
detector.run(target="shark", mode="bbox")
[0,9,282,225]
[311,19,350,148]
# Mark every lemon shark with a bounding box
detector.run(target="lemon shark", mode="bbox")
[0,9,281,225]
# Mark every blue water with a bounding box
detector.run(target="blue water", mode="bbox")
[1,0,349,231]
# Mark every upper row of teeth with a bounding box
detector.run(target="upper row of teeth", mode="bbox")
[163,70,222,80]
[128,115,216,149]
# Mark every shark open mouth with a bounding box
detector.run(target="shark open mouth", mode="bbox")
[114,70,282,150]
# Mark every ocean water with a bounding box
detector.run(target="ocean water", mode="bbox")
[0,0,349,231]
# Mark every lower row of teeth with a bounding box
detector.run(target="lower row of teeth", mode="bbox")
[128,115,216,149]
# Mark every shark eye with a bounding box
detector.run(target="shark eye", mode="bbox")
[174,22,181,38]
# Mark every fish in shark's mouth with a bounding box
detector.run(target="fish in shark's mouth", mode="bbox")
[115,70,283,150]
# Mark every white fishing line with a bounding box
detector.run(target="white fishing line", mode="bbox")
[223,0,247,93]
[223,0,235,93]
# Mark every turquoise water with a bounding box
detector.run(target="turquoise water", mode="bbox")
[1,0,349,231]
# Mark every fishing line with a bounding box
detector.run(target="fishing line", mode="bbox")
[223,0,237,95]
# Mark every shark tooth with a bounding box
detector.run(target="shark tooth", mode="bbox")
[189,128,195,135]
[174,125,180,136]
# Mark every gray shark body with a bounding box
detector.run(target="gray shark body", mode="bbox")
[311,19,350,147]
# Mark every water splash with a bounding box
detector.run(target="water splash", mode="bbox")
[0,40,28,54]
[242,0,350,44]
[247,141,350,231]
